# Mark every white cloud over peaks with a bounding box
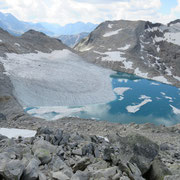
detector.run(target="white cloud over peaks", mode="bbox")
[0,0,178,25]
[173,0,180,13]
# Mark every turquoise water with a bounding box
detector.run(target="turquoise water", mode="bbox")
[25,72,180,126]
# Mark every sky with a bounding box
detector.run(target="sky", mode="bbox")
[0,0,179,25]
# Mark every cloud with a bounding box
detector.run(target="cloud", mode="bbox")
[0,0,178,25]
[73,0,129,3]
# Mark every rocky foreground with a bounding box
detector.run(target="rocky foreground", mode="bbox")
[0,116,180,180]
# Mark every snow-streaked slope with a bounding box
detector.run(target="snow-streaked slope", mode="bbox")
[1,49,115,106]
[75,20,180,87]
[0,128,36,138]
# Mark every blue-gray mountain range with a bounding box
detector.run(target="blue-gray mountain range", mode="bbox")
[0,11,97,36]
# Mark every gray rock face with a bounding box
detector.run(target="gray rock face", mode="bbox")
[75,19,180,87]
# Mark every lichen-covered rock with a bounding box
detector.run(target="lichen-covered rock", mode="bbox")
[34,148,52,165]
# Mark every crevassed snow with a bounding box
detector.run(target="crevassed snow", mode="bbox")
[117,44,131,51]
[1,49,115,106]
[103,29,122,37]
[170,105,180,115]
[0,128,36,138]
[126,98,152,113]
[152,76,171,84]
[113,87,132,96]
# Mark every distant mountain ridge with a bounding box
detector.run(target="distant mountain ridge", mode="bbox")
[58,32,89,47]
[0,11,98,36]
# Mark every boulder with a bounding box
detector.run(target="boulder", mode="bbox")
[0,134,8,141]
[32,139,56,154]
[164,175,180,180]
[51,171,70,180]
[3,160,24,180]
[109,134,159,174]
[92,166,118,179]
[38,171,47,180]
[73,157,91,172]
[0,113,6,120]
[71,170,90,180]
[34,148,52,165]
[143,158,172,180]
[37,127,54,135]
[21,158,40,180]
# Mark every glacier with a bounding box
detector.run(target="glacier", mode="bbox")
[1,49,116,107]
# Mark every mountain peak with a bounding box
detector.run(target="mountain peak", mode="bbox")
[167,19,180,27]
[22,29,47,37]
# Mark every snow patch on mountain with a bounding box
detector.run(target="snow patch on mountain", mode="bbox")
[152,76,171,84]
[94,51,133,69]
[108,24,113,28]
[117,44,131,51]
[103,29,122,37]
[134,68,148,78]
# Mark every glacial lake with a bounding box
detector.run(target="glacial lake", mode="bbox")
[25,72,180,126]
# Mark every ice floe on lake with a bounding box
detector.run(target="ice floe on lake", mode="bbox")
[170,105,180,115]
[126,95,152,113]
[113,87,132,96]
